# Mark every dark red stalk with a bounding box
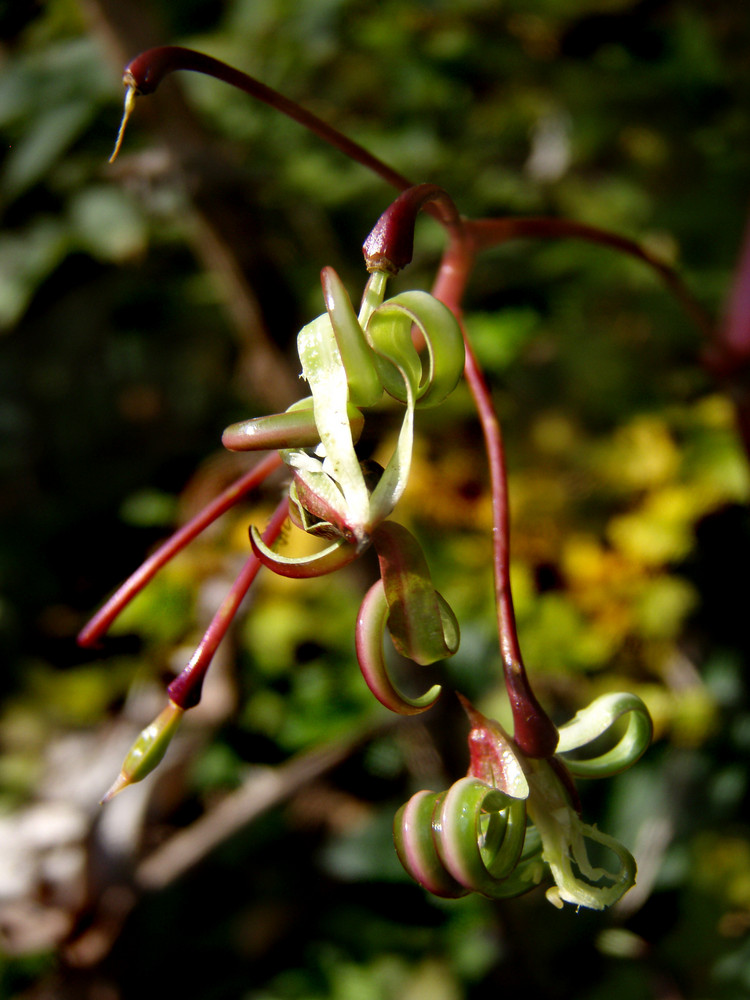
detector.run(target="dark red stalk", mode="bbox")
[461,331,559,757]
[122,46,414,194]
[466,216,714,342]
[78,452,282,648]
[120,49,713,350]
[167,497,289,709]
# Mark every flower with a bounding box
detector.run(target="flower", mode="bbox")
[394,692,652,909]
[84,265,466,798]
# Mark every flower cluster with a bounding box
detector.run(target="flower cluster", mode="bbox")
[79,46,657,911]
[86,261,467,799]
[396,693,651,909]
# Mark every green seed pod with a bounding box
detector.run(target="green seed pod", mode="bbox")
[101,700,184,803]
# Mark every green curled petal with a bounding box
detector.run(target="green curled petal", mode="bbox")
[223,398,365,452]
[394,790,468,898]
[249,524,359,578]
[297,313,370,539]
[434,777,528,898]
[372,521,460,666]
[365,377,415,527]
[322,267,383,408]
[486,826,546,898]
[556,692,653,777]
[355,578,441,714]
[526,758,638,910]
[367,291,464,408]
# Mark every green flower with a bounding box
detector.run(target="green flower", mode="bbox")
[394,692,652,910]
[225,266,465,561]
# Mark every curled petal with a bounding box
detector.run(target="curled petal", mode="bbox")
[222,397,364,452]
[394,779,544,901]
[365,373,415,527]
[460,693,530,800]
[366,291,465,408]
[435,777,528,896]
[321,267,383,408]
[556,692,653,778]
[393,790,468,898]
[297,312,371,536]
[355,579,441,714]
[249,524,359,578]
[526,758,637,910]
[372,521,459,665]
[544,822,638,911]
[288,470,358,542]
[363,295,463,524]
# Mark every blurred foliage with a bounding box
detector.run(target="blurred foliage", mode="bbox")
[1,0,750,998]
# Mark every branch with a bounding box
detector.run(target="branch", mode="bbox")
[78,452,283,648]
[118,46,415,194]
[467,216,714,342]
[135,716,389,890]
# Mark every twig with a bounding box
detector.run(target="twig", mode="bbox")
[135,717,388,890]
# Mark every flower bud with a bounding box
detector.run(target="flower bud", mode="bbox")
[101,700,184,803]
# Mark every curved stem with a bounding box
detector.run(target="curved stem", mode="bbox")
[466,216,714,341]
[118,49,714,348]
[121,46,414,193]
[78,452,283,647]
[167,497,289,708]
[462,335,558,757]
[430,231,558,758]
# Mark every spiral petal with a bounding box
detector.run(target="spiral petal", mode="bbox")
[556,692,652,778]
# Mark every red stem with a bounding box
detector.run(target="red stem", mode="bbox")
[461,332,558,757]
[167,497,289,709]
[123,46,414,195]
[467,216,714,342]
[78,452,283,648]
[123,49,712,347]
[430,231,559,757]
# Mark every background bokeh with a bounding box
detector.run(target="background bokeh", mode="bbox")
[1,1,750,997]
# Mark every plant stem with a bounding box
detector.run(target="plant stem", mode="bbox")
[78,452,282,647]
[167,496,289,709]
[429,229,558,757]
[467,216,713,341]
[461,331,559,758]
[122,46,415,193]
